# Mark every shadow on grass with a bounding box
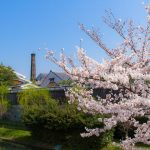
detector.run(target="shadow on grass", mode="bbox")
[136,142,150,149]
[0,127,54,150]
[13,135,55,150]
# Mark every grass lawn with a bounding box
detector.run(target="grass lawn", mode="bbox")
[0,127,31,139]
[0,126,122,150]
[0,127,54,150]
[0,126,150,150]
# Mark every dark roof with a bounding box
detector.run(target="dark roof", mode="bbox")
[36,71,70,87]
[53,72,70,80]
[36,73,48,81]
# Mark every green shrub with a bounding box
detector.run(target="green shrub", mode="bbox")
[22,103,103,133]
[18,88,55,106]
[20,102,113,149]
[0,85,10,119]
[19,89,114,149]
[60,129,114,150]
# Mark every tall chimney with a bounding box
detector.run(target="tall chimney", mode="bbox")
[30,53,36,82]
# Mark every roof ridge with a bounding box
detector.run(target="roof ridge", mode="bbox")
[51,71,63,80]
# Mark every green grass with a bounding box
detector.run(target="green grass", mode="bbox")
[0,127,54,150]
[0,127,31,140]
[0,126,149,150]
[101,143,122,150]
[0,126,122,150]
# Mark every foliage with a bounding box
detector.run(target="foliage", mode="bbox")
[46,3,150,150]
[101,143,122,150]
[20,97,114,149]
[24,103,103,131]
[18,88,54,107]
[0,85,8,100]
[0,64,17,86]
[59,129,114,150]
[0,85,10,119]
[59,79,73,86]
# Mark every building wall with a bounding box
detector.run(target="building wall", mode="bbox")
[8,88,66,105]
[6,88,66,121]
[6,88,116,121]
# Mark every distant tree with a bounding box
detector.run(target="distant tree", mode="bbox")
[0,85,10,119]
[0,64,17,86]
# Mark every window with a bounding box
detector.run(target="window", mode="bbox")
[49,78,54,82]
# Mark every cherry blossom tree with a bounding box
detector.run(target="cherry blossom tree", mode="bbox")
[46,4,150,149]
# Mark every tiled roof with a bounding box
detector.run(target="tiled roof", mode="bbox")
[36,73,48,81]
[52,72,70,80]
[36,71,70,87]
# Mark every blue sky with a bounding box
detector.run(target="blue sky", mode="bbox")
[0,0,149,79]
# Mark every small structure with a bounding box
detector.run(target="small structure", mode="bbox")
[36,70,70,88]
[9,71,39,91]
[7,71,39,121]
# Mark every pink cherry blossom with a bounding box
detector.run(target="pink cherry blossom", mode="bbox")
[46,4,150,150]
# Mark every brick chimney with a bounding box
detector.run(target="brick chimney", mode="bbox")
[30,53,36,82]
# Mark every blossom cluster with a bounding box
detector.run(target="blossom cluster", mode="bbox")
[46,4,150,150]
